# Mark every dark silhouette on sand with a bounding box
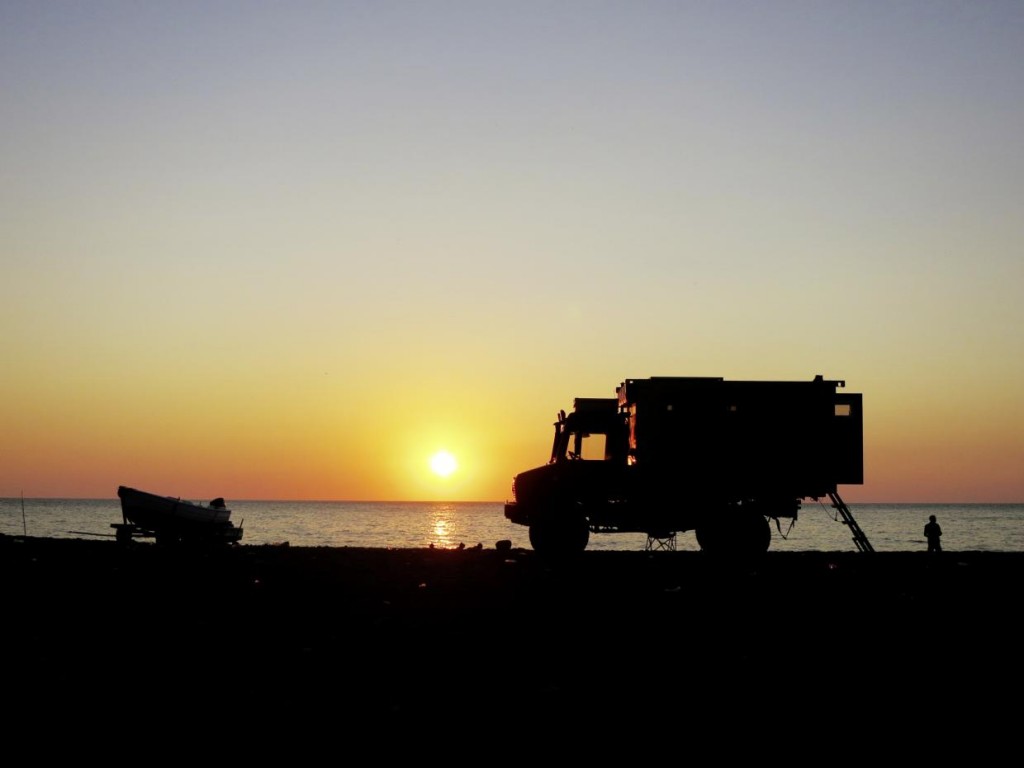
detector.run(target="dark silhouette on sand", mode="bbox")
[4,535,1023,734]
[924,514,943,552]
[503,374,872,556]
[116,485,242,545]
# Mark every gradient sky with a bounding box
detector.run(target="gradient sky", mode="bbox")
[2,1,1022,502]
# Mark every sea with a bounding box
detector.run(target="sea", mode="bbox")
[2,497,1023,552]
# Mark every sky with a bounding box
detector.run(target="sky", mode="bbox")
[2,1,1022,503]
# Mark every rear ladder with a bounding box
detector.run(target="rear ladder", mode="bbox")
[828,491,874,553]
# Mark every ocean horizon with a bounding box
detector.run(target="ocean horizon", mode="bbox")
[2,497,1023,553]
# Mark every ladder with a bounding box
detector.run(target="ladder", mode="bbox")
[828,491,875,553]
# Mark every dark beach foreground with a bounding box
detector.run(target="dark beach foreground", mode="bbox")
[3,534,1021,748]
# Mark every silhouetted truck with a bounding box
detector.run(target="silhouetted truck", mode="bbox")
[504,375,870,555]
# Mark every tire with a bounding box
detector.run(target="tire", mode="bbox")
[696,512,771,556]
[695,521,725,553]
[155,530,180,546]
[528,511,590,556]
[738,512,772,554]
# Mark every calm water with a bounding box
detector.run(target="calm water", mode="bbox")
[2,497,1023,552]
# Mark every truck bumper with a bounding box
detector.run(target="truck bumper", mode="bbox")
[504,503,528,526]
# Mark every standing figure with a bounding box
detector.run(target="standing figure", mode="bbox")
[924,514,942,553]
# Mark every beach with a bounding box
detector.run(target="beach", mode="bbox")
[4,535,1020,747]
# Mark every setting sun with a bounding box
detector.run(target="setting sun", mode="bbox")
[429,451,458,478]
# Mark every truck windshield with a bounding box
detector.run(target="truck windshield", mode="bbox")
[561,430,607,461]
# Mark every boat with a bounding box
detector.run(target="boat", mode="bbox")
[116,485,244,545]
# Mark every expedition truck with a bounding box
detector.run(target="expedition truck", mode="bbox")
[504,375,871,555]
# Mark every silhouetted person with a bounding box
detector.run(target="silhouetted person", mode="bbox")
[924,514,942,553]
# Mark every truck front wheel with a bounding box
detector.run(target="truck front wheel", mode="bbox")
[529,512,590,556]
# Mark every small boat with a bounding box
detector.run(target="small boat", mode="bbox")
[116,485,243,545]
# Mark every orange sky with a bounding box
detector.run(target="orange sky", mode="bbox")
[2,4,1022,502]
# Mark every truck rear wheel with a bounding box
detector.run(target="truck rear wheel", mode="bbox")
[529,513,590,556]
[696,512,770,556]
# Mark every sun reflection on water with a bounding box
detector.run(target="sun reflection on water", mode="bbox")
[430,504,457,549]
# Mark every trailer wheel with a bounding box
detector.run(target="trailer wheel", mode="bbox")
[529,512,589,556]
[115,526,134,545]
[155,530,180,546]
